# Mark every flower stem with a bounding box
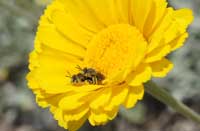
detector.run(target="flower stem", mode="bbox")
[145,81,200,123]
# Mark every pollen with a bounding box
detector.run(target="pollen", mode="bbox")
[84,24,147,83]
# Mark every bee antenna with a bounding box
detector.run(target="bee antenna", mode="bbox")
[76,65,82,71]
[66,71,72,78]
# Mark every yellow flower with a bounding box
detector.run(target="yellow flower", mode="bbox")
[27,0,193,130]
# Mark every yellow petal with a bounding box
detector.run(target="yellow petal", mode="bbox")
[172,9,194,33]
[88,110,108,126]
[162,9,192,44]
[105,106,119,120]
[88,106,119,126]
[150,58,173,77]
[36,97,49,108]
[104,86,128,111]
[131,0,153,32]
[147,8,193,53]
[37,25,86,58]
[64,107,89,121]
[145,45,171,63]
[147,8,173,53]
[71,85,104,93]
[143,0,168,37]
[38,93,67,108]
[169,33,188,51]
[30,45,83,94]
[51,107,68,129]
[115,0,129,23]
[80,0,120,26]
[57,0,105,32]
[128,64,152,86]
[37,1,88,57]
[67,114,88,131]
[123,85,144,108]
[35,89,50,108]
[59,92,89,111]
[50,5,94,48]
[90,88,111,110]
[26,71,39,90]
[28,51,39,70]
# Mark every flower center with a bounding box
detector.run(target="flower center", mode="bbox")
[84,24,147,84]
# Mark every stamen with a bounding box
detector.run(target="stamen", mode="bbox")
[84,24,147,83]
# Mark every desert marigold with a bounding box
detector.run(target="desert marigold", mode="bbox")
[27,0,193,130]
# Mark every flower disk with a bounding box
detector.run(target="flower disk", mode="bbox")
[27,0,193,131]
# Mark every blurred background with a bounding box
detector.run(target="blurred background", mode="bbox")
[0,0,199,131]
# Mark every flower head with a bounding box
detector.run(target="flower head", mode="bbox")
[27,0,193,130]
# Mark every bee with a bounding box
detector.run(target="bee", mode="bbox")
[77,66,105,85]
[67,66,105,85]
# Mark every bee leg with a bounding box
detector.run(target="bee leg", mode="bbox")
[95,77,98,84]
[88,79,93,84]
[92,77,98,85]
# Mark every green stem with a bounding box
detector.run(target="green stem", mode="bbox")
[145,81,200,123]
